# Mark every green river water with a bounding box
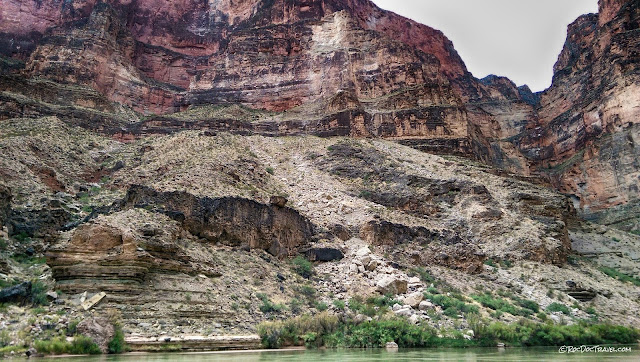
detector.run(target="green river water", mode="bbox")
[44,346,639,361]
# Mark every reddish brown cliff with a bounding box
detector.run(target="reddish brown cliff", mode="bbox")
[0,0,479,151]
[518,0,640,230]
[1,0,639,230]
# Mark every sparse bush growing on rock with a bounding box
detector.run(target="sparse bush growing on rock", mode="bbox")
[289,298,303,314]
[367,294,399,308]
[424,293,478,316]
[332,300,345,310]
[408,267,438,286]
[471,293,534,317]
[30,280,49,306]
[13,232,30,242]
[0,330,10,347]
[315,302,328,311]
[546,302,571,315]
[66,320,79,336]
[296,284,317,305]
[292,256,313,279]
[257,293,285,314]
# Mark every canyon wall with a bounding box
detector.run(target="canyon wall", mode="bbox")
[0,0,638,230]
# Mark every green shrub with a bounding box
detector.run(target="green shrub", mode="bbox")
[331,319,437,348]
[408,267,438,285]
[0,330,10,348]
[69,335,101,355]
[13,231,30,242]
[471,293,532,317]
[546,302,571,315]
[259,314,640,349]
[366,295,399,308]
[512,297,540,313]
[484,259,498,268]
[258,312,340,348]
[358,190,372,199]
[444,307,460,318]
[0,345,27,357]
[424,293,478,316]
[345,296,378,317]
[289,298,303,314]
[66,320,79,336]
[257,293,285,314]
[500,259,513,268]
[30,280,49,306]
[479,320,640,347]
[315,302,328,311]
[34,337,71,354]
[292,256,313,279]
[426,286,439,294]
[348,297,364,312]
[296,284,317,306]
[107,325,126,354]
[266,167,275,175]
[332,300,345,311]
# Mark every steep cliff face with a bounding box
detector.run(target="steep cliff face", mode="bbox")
[0,0,474,150]
[519,0,640,230]
[454,0,640,231]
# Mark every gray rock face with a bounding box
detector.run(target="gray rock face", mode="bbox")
[0,281,32,304]
[121,185,315,257]
[305,247,344,262]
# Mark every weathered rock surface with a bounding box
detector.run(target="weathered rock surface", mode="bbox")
[120,185,315,257]
[76,317,115,353]
[0,281,31,304]
[376,275,407,295]
[473,0,640,232]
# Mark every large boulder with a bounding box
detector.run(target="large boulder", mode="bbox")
[76,317,115,353]
[376,275,408,295]
[400,291,424,308]
[0,281,31,304]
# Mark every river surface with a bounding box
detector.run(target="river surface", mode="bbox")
[45,346,640,361]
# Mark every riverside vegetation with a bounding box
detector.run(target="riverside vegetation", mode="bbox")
[258,265,639,349]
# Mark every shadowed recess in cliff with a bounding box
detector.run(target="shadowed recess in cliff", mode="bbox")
[120,185,315,257]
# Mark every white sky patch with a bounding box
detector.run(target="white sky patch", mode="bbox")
[372,0,598,92]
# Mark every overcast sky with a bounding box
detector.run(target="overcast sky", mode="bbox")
[372,0,598,91]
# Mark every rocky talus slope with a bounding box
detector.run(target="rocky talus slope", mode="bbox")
[0,0,639,353]
[0,117,639,348]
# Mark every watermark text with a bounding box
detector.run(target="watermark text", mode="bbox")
[559,345,632,353]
